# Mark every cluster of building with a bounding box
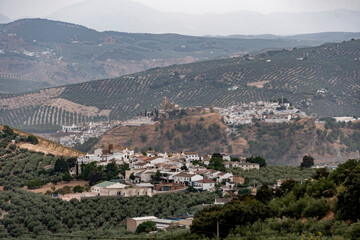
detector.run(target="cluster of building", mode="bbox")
[216,101,308,126]
[51,117,156,147]
[69,145,260,199]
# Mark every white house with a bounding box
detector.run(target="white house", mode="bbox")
[193,179,216,191]
[216,172,233,183]
[183,152,200,161]
[237,162,260,170]
[174,173,203,185]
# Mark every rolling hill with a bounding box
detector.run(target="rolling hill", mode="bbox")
[0,39,359,131]
[0,18,329,94]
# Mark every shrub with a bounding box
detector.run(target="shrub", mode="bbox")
[27,135,39,145]
[136,221,156,233]
[27,179,43,189]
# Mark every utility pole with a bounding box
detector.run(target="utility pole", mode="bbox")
[217,221,219,238]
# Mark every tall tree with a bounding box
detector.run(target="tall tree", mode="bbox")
[301,155,314,168]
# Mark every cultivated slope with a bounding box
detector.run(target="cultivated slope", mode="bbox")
[0,18,324,93]
[0,39,360,130]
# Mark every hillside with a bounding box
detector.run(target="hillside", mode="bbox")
[95,113,360,165]
[0,125,84,190]
[0,39,359,131]
[0,18,327,94]
[0,125,83,157]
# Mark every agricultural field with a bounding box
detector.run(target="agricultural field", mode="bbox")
[0,18,327,93]
[1,39,360,131]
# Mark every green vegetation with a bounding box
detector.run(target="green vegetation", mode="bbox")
[208,157,226,171]
[0,190,215,238]
[0,126,73,189]
[190,159,360,239]
[136,221,155,234]
[230,165,316,186]
[243,120,315,164]
[301,155,314,168]
[246,156,267,167]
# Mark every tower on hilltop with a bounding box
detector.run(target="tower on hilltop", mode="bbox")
[163,96,168,110]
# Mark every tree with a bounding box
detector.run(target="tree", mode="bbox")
[313,168,329,180]
[129,172,135,181]
[88,169,107,186]
[66,157,77,169]
[276,179,298,197]
[27,135,39,145]
[62,172,73,182]
[73,185,84,193]
[208,157,225,171]
[246,156,267,168]
[54,158,68,173]
[3,125,14,136]
[105,162,119,180]
[301,155,314,168]
[191,197,272,238]
[27,179,43,189]
[336,163,360,222]
[118,163,130,177]
[136,221,155,233]
[181,165,188,171]
[151,170,161,183]
[256,184,273,203]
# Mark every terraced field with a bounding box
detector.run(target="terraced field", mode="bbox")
[1,18,327,93]
[0,39,360,130]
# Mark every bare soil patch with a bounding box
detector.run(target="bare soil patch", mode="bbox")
[247,80,269,88]
[24,180,89,194]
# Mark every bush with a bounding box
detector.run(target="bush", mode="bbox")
[27,179,43,189]
[73,185,84,193]
[27,135,39,145]
[136,221,156,233]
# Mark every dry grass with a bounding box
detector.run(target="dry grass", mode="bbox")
[24,180,89,194]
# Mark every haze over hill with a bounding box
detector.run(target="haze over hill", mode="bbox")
[2,0,360,36]
[0,13,11,24]
[46,0,360,36]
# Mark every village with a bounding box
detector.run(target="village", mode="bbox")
[61,144,260,201]
[216,100,308,126]
[51,98,309,148]
[55,144,262,232]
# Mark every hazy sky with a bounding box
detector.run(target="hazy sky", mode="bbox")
[1,0,360,19]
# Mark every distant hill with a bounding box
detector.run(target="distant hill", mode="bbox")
[0,39,360,130]
[228,32,360,43]
[46,0,360,35]
[0,18,329,93]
